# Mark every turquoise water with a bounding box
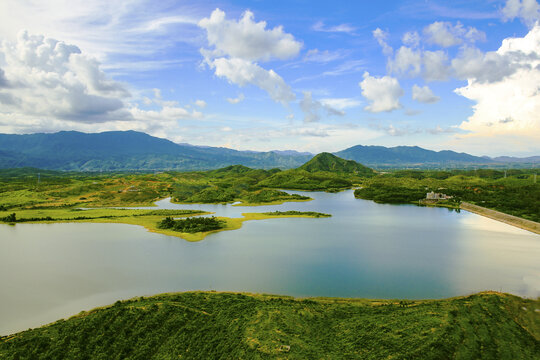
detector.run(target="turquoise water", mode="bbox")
[0,190,538,335]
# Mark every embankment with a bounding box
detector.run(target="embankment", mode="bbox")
[460,202,540,235]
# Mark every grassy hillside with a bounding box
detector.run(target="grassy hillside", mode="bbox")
[299,152,375,176]
[0,291,538,359]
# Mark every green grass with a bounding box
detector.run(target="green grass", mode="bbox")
[0,291,537,359]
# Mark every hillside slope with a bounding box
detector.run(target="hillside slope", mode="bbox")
[0,291,538,359]
[299,152,375,176]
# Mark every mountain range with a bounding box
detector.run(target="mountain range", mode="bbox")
[0,131,537,171]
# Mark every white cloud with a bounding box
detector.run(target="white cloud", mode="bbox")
[402,31,420,47]
[373,28,393,56]
[198,9,301,62]
[199,9,299,106]
[502,0,540,27]
[0,31,202,135]
[359,72,403,112]
[0,0,202,62]
[423,50,450,81]
[303,49,346,63]
[423,21,485,47]
[0,31,129,123]
[227,93,245,104]
[299,91,344,122]
[451,46,520,83]
[195,100,207,108]
[455,24,540,142]
[312,21,356,34]
[211,57,295,105]
[412,84,440,103]
[319,98,362,110]
[388,46,422,76]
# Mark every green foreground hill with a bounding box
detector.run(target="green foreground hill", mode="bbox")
[1,291,538,359]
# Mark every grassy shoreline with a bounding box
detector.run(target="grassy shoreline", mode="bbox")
[0,209,331,242]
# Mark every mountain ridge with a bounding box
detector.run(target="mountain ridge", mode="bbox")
[0,131,537,171]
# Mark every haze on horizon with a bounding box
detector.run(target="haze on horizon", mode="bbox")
[0,0,539,157]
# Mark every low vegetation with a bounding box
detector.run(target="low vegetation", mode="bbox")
[0,291,538,359]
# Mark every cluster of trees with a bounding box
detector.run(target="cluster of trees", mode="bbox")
[1,213,16,222]
[157,216,225,233]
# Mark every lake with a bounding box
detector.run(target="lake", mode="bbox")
[1,190,539,335]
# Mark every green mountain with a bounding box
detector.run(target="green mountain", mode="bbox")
[299,152,376,176]
[0,291,538,359]
[335,145,494,168]
[0,131,311,171]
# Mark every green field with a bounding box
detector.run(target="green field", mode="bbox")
[0,291,538,359]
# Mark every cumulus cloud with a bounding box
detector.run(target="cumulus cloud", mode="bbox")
[212,57,295,104]
[452,47,511,83]
[199,9,299,105]
[0,68,10,88]
[423,21,485,47]
[0,31,202,134]
[299,91,344,122]
[0,31,130,123]
[412,84,440,103]
[227,93,245,104]
[199,9,301,62]
[359,72,403,112]
[388,46,422,76]
[456,24,540,141]
[502,0,540,27]
[423,50,450,81]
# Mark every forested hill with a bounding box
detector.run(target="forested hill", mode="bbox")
[0,131,311,171]
[299,152,375,176]
[0,291,538,359]
[336,144,494,167]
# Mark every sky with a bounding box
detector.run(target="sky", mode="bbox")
[0,0,539,157]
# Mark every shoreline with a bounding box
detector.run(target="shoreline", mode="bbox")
[460,202,540,235]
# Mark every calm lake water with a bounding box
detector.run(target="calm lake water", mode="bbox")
[1,190,539,335]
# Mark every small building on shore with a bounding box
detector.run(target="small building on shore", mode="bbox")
[426,191,452,200]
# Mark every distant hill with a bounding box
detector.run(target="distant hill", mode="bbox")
[335,145,494,168]
[299,152,375,176]
[0,131,312,171]
[492,156,540,164]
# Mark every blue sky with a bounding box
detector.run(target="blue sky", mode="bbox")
[0,0,539,156]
